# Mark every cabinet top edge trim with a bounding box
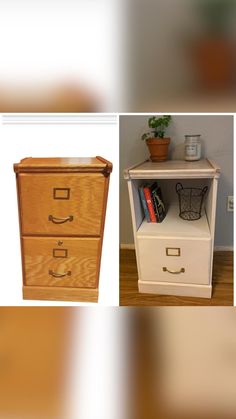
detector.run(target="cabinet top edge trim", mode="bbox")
[124,159,220,179]
[14,156,113,175]
[136,234,212,240]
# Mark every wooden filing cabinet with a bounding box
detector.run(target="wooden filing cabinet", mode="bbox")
[124,159,220,298]
[14,156,112,302]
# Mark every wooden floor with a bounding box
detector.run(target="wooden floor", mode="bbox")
[120,249,233,306]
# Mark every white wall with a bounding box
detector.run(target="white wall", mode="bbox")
[120,115,233,248]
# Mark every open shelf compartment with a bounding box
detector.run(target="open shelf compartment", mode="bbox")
[137,203,211,239]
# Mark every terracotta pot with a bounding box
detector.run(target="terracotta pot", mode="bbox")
[193,37,235,91]
[146,137,170,162]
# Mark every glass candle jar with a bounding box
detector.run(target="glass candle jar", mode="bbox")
[184,135,201,161]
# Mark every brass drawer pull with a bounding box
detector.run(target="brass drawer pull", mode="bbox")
[163,267,185,274]
[48,215,73,224]
[49,270,71,278]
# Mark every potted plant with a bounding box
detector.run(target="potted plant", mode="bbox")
[141,115,172,162]
[192,0,235,91]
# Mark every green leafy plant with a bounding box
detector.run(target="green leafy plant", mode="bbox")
[141,115,172,141]
[195,0,235,35]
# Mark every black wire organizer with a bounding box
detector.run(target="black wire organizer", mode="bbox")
[175,182,208,221]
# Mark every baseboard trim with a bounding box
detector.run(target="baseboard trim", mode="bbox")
[23,286,98,302]
[121,243,233,252]
[120,243,135,250]
[214,246,233,251]
[138,281,212,299]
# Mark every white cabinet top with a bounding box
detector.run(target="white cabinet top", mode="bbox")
[124,159,221,179]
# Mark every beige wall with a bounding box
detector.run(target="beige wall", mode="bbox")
[120,115,233,248]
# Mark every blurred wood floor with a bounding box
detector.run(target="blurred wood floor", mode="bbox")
[120,249,233,306]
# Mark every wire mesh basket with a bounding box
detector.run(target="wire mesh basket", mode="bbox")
[175,182,208,221]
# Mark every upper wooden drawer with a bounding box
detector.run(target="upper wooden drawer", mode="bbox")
[18,173,106,236]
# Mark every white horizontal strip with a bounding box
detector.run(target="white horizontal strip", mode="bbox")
[2,114,117,125]
[214,246,233,251]
[120,243,233,251]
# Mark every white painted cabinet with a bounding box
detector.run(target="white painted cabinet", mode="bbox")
[124,159,221,298]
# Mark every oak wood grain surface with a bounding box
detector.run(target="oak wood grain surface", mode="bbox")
[18,157,104,166]
[19,173,105,236]
[120,249,233,306]
[0,307,72,418]
[23,285,98,302]
[23,237,100,288]
[14,156,112,172]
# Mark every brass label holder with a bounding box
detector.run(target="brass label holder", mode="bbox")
[166,248,181,257]
[53,188,70,200]
[53,248,68,258]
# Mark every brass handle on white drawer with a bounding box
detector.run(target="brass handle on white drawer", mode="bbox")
[49,270,71,278]
[163,267,185,274]
[48,215,73,224]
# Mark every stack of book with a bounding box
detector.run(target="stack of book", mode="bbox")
[139,182,166,223]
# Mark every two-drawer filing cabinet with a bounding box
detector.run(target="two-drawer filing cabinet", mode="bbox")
[124,159,221,298]
[14,156,112,302]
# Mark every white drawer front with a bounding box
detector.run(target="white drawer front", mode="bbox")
[137,237,211,285]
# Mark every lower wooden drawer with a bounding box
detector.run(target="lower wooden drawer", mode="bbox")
[137,237,211,285]
[22,237,100,288]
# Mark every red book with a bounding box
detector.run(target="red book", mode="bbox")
[143,185,156,222]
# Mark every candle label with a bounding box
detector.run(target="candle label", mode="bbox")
[185,144,197,156]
